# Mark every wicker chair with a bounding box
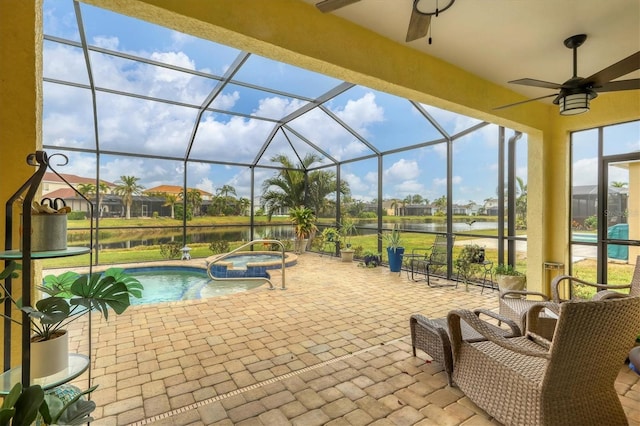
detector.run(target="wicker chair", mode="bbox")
[449,296,640,426]
[499,257,640,340]
[409,309,520,386]
[551,255,640,301]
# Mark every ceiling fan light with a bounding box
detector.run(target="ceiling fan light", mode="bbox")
[559,92,590,115]
[415,0,455,15]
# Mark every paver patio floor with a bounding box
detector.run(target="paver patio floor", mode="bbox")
[59,253,640,425]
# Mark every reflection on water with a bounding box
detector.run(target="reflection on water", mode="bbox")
[83,220,501,249]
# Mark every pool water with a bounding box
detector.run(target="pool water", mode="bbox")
[127,267,265,305]
[226,253,282,267]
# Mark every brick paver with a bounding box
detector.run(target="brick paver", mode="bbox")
[57,254,639,425]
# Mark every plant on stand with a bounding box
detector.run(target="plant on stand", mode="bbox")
[455,244,485,291]
[382,226,404,272]
[289,206,318,254]
[0,261,143,378]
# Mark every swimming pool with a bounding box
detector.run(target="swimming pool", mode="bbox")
[126,266,266,305]
[206,251,297,279]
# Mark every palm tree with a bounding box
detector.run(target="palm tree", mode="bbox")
[77,183,95,197]
[260,153,320,218]
[307,168,349,217]
[434,195,447,213]
[187,189,202,216]
[611,181,628,188]
[237,197,251,216]
[113,175,144,219]
[163,193,178,219]
[216,184,237,198]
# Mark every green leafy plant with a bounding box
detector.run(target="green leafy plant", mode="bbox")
[159,241,181,258]
[321,227,341,244]
[494,264,523,276]
[0,382,97,426]
[455,244,485,290]
[289,206,318,239]
[381,227,402,251]
[0,262,143,342]
[208,239,230,254]
[339,218,357,248]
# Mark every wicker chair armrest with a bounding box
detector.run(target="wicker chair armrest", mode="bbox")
[471,308,521,336]
[410,314,448,336]
[551,275,630,302]
[499,289,550,300]
[592,290,629,301]
[448,309,550,359]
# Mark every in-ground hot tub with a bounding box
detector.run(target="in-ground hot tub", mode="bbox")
[206,251,297,279]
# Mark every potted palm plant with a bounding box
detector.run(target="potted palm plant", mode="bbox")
[289,206,317,254]
[382,227,404,272]
[0,261,143,378]
[339,218,357,262]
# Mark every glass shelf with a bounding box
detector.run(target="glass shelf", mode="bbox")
[0,353,90,395]
[0,246,89,259]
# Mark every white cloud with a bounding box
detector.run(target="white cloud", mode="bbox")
[572,157,598,186]
[384,159,420,183]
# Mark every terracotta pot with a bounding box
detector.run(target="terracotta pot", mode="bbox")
[31,330,69,378]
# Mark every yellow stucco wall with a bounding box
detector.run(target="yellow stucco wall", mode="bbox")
[1,0,639,367]
[0,0,43,367]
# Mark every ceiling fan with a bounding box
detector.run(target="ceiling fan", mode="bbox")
[496,34,640,115]
[315,0,455,43]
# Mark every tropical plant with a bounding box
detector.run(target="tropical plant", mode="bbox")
[0,261,143,341]
[455,244,485,288]
[113,175,144,219]
[261,153,349,219]
[289,206,317,239]
[163,193,178,219]
[339,218,357,248]
[494,264,523,276]
[381,227,402,251]
[321,227,341,244]
[0,382,97,426]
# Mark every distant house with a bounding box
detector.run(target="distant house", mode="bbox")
[145,185,213,201]
[145,185,213,216]
[42,172,113,196]
[572,185,628,226]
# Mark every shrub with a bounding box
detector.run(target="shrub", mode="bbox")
[67,211,86,220]
[209,240,230,254]
[159,241,181,259]
[152,211,159,218]
[584,215,597,230]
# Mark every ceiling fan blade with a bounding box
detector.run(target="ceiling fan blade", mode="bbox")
[595,78,640,93]
[494,93,559,110]
[405,10,431,42]
[508,78,563,89]
[316,0,360,13]
[585,51,640,86]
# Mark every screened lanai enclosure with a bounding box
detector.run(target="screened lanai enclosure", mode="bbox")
[40,0,637,283]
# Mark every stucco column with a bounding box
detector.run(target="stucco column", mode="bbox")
[0,0,43,366]
[629,162,640,264]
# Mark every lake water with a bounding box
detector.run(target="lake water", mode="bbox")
[78,220,500,249]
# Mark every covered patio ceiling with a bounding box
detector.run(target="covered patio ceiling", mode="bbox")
[302,0,640,106]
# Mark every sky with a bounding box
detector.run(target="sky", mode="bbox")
[40,0,638,207]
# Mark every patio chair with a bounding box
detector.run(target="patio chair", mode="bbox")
[410,309,520,386]
[499,257,640,340]
[449,296,640,426]
[551,255,640,301]
[407,234,455,287]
